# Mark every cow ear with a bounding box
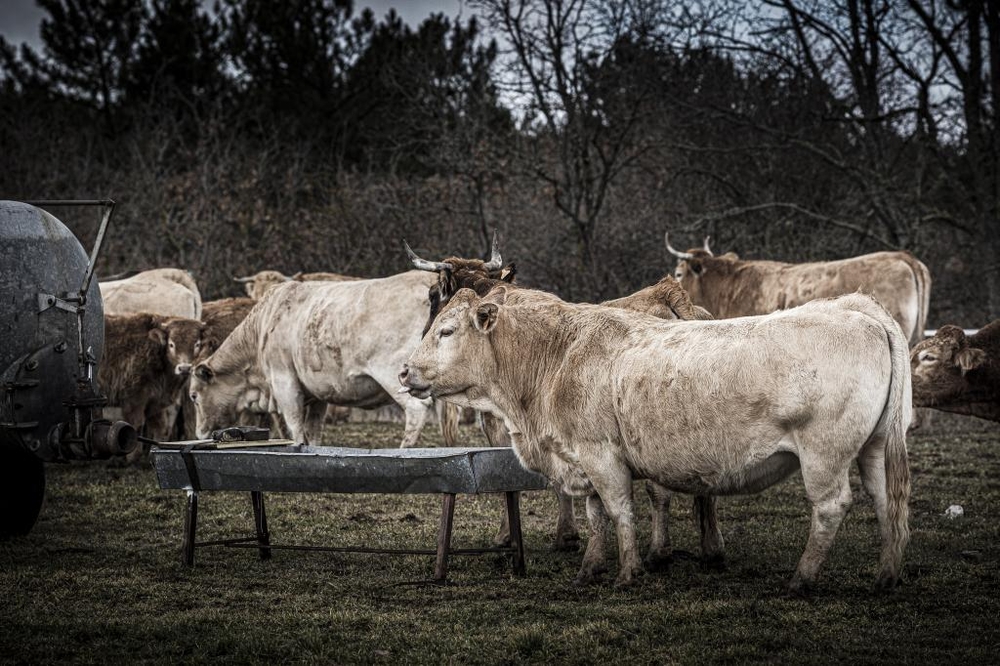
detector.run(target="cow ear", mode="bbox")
[501,263,517,282]
[955,347,986,375]
[148,327,168,345]
[474,303,499,333]
[195,364,215,382]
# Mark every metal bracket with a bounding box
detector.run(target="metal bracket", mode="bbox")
[37,293,81,315]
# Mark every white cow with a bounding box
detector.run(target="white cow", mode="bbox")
[100,268,202,319]
[190,271,458,447]
[402,288,912,593]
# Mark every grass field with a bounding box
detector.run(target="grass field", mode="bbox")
[2,418,999,664]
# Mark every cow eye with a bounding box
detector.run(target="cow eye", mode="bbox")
[169,341,175,349]
[194,341,202,351]
[189,392,197,402]
[919,351,937,363]
[439,328,454,338]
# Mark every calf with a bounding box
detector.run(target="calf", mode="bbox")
[99,314,205,462]
[911,322,1000,422]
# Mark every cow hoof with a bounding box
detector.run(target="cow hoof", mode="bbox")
[643,550,674,572]
[785,579,813,600]
[551,533,581,552]
[701,553,727,572]
[613,574,640,589]
[874,574,900,594]
[572,570,604,586]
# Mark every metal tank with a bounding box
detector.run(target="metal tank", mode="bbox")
[1,200,137,537]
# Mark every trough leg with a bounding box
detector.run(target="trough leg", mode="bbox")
[182,489,199,567]
[505,491,526,576]
[434,493,457,583]
[251,491,271,561]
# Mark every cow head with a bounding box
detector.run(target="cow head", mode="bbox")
[148,317,206,376]
[188,361,266,439]
[910,326,987,407]
[400,287,506,404]
[233,270,291,300]
[404,231,516,336]
[665,233,740,302]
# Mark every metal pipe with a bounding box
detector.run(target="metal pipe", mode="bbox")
[23,199,115,207]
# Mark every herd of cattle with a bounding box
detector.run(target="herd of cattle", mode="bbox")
[96,234,998,592]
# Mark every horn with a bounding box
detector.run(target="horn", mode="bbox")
[702,236,713,255]
[483,230,502,271]
[404,240,453,272]
[664,233,694,259]
[233,276,254,283]
[288,272,302,281]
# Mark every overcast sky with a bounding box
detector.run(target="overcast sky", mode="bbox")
[0,0,468,50]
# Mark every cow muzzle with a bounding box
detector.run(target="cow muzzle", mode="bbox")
[398,364,432,399]
[175,363,193,376]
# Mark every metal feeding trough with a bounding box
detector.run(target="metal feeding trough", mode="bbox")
[150,443,549,582]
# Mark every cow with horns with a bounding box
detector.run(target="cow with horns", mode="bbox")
[404,238,726,567]
[665,234,931,345]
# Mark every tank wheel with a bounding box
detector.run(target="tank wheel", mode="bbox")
[0,445,46,538]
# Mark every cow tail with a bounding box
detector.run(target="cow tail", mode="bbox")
[437,402,461,446]
[879,305,912,587]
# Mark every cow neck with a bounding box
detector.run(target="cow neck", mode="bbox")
[485,302,576,439]
[211,304,260,376]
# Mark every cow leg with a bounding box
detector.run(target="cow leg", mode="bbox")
[574,493,610,585]
[582,456,643,587]
[436,402,461,447]
[303,401,327,445]
[552,488,580,551]
[399,401,430,448]
[269,375,310,444]
[789,464,853,596]
[695,495,725,568]
[856,437,902,590]
[479,412,515,546]
[644,482,673,570]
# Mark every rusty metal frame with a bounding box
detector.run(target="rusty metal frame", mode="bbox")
[178,489,527,584]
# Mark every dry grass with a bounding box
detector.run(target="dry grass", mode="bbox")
[2,419,999,664]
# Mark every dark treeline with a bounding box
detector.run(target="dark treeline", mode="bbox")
[1,0,997,325]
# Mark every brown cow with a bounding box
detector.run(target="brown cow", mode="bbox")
[911,322,999,422]
[666,235,931,345]
[99,313,205,463]
[173,297,266,440]
[200,297,257,359]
